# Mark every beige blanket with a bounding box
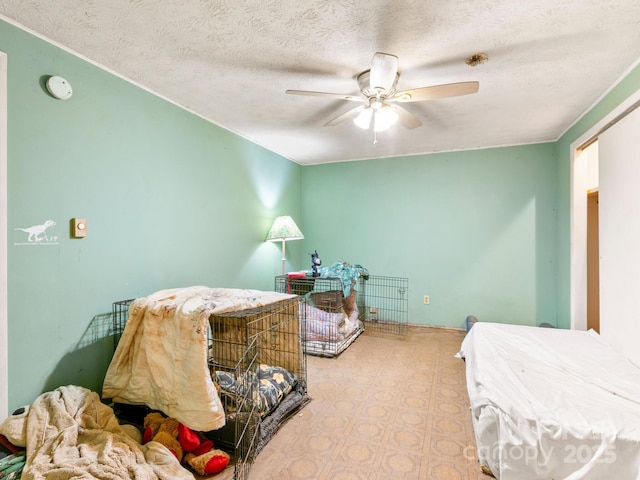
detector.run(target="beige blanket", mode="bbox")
[21,385,193,480]
[102,286,295,431]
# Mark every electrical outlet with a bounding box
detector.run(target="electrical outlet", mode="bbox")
[423,295,430,305]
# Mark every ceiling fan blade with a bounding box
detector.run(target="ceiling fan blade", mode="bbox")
[324,106,366,127]
[393,105,422,129]
[285,89,364,102]
[391,81,479,102]
[369,52,398,91]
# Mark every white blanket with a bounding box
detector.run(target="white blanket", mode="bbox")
[458,322,640,480]
[21,385,193,480]
[102,286,295,431]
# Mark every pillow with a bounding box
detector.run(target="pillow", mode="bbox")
[256,364,297,414]
[215,364,297,417]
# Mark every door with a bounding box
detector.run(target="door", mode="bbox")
[586,189,599,332]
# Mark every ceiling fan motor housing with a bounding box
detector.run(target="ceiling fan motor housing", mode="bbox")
[357,70,399,98]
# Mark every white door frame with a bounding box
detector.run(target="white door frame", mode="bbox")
[570,87,640,330]
[1,51,8,421]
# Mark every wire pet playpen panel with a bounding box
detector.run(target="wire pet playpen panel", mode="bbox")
[360,275,409,336]
[204,335,261,480]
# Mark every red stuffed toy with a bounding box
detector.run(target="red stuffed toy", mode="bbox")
[143,413,230,475]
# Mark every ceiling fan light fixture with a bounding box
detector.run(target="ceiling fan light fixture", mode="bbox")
[354,103,398,131]
[354,108,373,129]
[373,105,398,132]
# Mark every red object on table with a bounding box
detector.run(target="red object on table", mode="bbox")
[286,272,307,293]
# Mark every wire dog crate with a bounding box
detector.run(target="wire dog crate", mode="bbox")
[111,296,308,480]
[275,274,408,357]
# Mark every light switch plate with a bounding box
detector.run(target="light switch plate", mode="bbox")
[72,218,87,238]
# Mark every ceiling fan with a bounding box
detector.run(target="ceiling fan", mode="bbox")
[286,52,479,132]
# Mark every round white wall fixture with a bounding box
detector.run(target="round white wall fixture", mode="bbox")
[46,76,73,100]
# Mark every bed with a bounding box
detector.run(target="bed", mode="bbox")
[103,286,309,479]
[457,322,640,479]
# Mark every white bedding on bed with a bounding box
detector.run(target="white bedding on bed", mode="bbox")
[102,286,295,432]
[458,322,640,480]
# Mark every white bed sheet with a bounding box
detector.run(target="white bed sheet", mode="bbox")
[458,322,640,480]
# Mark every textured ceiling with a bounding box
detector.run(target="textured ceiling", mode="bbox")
[2,1,640,165]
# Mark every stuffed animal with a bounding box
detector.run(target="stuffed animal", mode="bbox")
[143,412,230,475]
[310,250,322,277]
[0,406,29,449]
[143,413,184,461]
[184,449,231,476]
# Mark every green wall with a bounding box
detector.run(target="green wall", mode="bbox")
[300,143,558,329]
[3,20,303,410]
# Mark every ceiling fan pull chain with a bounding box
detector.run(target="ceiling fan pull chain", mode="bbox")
[372,112,377,144]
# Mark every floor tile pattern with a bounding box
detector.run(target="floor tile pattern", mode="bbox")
[246,326,490,480]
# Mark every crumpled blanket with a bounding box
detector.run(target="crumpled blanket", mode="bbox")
[307,262,369,297]
[102,286,296,432]
[21,385,193,480]
[300,303,360,342]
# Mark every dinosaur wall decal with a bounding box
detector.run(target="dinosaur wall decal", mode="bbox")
[14,220,56,242]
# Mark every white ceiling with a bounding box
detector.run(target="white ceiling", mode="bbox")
[2,1,640,165]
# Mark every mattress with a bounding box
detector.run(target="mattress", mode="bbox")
[458,322,640,480]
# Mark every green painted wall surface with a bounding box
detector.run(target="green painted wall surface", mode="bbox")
[2,20,302,410]
[554,62,640,328]
[301,144,558,329]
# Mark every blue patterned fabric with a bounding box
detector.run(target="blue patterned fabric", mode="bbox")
[306,262,369,297]
[215,364,297,417]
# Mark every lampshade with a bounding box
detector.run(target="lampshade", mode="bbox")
[265,216,304,242]
[266,216,304,275]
